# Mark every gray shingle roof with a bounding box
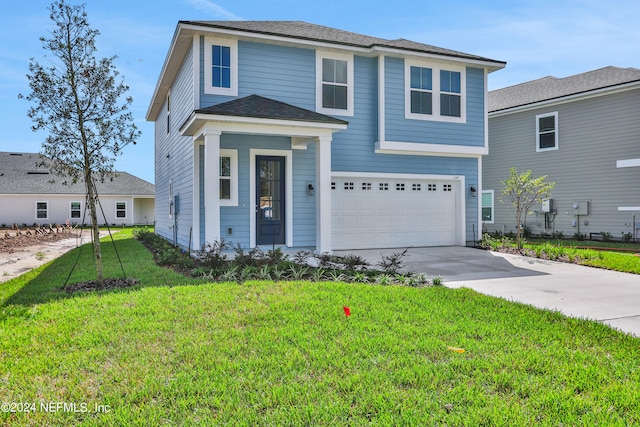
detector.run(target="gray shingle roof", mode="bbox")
[195,94,349,125]
[489,66,640,112]
[0,152,154,196]
[182,20,505,65]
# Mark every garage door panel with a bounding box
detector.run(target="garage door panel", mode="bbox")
[332,177,459,250]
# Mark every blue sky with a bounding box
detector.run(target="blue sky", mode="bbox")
[1,0,638,183]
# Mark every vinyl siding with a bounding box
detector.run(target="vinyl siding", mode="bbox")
[155,41,195,246]
[484,88,640,238]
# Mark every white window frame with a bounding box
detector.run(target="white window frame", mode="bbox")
[70,201,82,219]
[219,149,238,207]
[316,51,354,117]
[203,37,238,96]
[536,111,559,152]
[482,190,494,224]
[115,201,127,220]
[405,60,466,123]
[35,201,48,220]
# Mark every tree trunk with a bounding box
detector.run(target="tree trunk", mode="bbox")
[85,174,104,286]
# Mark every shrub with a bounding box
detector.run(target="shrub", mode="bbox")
[377,249,408,273]
[195,240,228,268]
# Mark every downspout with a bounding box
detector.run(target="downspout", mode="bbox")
[378,55,385,144]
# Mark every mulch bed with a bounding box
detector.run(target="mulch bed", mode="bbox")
[62,278,139,293]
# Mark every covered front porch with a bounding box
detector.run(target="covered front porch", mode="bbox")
[180,95,348,253]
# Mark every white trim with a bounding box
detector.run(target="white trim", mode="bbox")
[219,149,238,207]
[477,156,483,238]
[192,35,200,112]
[618,207,640,211]
[250,149,294,248]
[617,158,640,168]
[378,55,386,143]
[332,171,464,181]
[203,37,238,96]
[316,51,354,117]
[535,111,559,152]
[375,140,486,157]
[404,59,466,123]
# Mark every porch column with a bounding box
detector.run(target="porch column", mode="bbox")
[316,135,332,253]
[204,129,221,245]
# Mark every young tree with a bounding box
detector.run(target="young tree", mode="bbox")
[500,167,555,249]
[20,1,140,285]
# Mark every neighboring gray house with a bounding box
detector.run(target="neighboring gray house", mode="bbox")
[483,66,640,240]
[0,152,155,227]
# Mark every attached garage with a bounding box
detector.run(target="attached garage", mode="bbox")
[331,173,465,250]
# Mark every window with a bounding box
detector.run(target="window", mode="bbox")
[440,70,461,117]
[443,184,452,192]
[412,183,421,191]
[362,182,372,190]
[536,112,558,151]
[482,190,494,223]
[316,52,354,116]
[70,201,81,219]
[379,183,389,191]
[396,183,405,191]
[344,182,354,190]
[116,202,126,219]
[428,184,437,192]
[410,66,433,115]
[36,202,48,220]
[219,149,238,206]
[405,61,465,122]
[204,37,238,96]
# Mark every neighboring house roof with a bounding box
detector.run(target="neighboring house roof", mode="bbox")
[183,20,504,65]
[0,152,155,196]
[193,94,349,126]
[489,66,640,113]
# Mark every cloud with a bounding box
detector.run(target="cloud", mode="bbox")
[185,0,243,20]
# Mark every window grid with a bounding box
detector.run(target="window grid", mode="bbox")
[396,183,405,191]
[428,184,437,191]
[344,182,354,190]
[412,183,421,191]
[443,184,452,192]
[362,182,372,190]
[379,183,389,191]
[331,182,336,190]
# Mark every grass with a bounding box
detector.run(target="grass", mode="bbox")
[1,230,640,425]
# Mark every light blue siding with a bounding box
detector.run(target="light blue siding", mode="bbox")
[384,57,485,147]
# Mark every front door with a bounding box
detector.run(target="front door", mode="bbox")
[256,156,286,245]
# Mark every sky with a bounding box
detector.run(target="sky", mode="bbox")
[1,0,638,184]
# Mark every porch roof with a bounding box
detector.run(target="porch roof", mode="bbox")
[181,95,349,137]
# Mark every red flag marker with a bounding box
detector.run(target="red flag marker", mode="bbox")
[343,306,351,317]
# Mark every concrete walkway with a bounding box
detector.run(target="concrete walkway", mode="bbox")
[334,246,640,337]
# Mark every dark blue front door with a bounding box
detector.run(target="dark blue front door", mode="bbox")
[256,156,285,245]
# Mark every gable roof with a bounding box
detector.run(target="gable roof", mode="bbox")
[194,94,349,125]
[147,20,506,121]
[0,152,155,196]
[489,66,640,113]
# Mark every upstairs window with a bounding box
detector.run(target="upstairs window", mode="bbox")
[440,70,461,117]
[204,37,238,96]
[316,52,354,116]
[536,112,558,152]
[405,61,466,123]
[410,66,433,115]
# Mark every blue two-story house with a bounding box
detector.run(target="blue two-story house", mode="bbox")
[146,21,505,252]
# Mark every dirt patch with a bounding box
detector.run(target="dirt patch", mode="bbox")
[0,226,77,254]
[0,229,108,283]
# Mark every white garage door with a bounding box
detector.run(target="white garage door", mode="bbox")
[331,176,459,250]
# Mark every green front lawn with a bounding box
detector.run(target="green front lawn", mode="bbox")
[1,230,640,425]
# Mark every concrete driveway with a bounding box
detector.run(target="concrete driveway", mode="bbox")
[334,246,640,337]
